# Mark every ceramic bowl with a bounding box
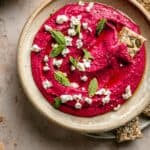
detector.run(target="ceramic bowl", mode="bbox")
[17,0,150,133]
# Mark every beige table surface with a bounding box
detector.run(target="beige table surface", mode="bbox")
[0,0,150,149]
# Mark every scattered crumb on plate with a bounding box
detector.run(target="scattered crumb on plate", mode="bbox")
[116,117,143,142]
[0,116,4,123]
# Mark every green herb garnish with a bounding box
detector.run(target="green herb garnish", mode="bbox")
[50,44,65,57]
[96,18,107,36]
[50,30,66,45]
[88,78,98,97]
[76,23,81,35]
[83,49,93,60]
[69,56,78,68]
[54,71,70,86]
[53,97,62,109]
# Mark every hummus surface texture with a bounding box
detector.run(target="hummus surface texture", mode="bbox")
[31,2,146,117]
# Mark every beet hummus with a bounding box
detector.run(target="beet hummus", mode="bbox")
[31,2,146,117]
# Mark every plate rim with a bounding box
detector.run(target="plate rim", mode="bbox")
[17,0,150,133]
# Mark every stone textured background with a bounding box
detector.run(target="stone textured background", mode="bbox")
[0,0,150,150]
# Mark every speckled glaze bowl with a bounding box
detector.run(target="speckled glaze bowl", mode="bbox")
[17,0,150,133]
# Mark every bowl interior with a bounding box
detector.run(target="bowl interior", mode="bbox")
[18,0,150,133]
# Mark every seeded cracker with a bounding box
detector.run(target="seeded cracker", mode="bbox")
[116,117,142,142]
[119,27,146,58]
[142,104,150,117]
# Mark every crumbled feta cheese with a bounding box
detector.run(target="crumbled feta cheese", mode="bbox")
[31,44,41,52]
[77,62,86,71]
[122,85,132,100]
[79,33,83,39]
[76,60,91,72]
[73,94,82,100]
[85,97,92,104]
[65,36,73,46]
[71,65,76,71]
[43,65,50,72]
[70,82,79,88]
[113,104,121,111]
[96,88,106,95]
[68,28,77,36]
[83,59,91,68]
[53,59,63,68]
[86,2,94,12]
[80,75,88,82]
[105,90,111,96]
[79,1,84,6]
[61,48,70,57]
[70,16,81,26]
[44,25,52,32]
[56,15,68,24]
[43,55,49,62]
[82,22,88,30]
[96,88,111,96]
[75,102,82,109]
[42,80,53,89]
[76,39,83,49]
[102,95,110,105]
[60,95,73,103]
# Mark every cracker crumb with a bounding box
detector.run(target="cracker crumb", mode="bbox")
[0,116,4,123]
[116,117,142,142]
[14,142,17,147]
[0,143,4,150]
[142,104,150,117]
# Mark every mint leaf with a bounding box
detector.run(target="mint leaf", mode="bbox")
[83,49,93,60]
[54,71,70,86]
[50,30,66,45]
[88,78,98,97]
[53,97,62,109]
[50,44,65,57]
[69,56,78,68]
[76,23,81,35]
[96,18,107,36]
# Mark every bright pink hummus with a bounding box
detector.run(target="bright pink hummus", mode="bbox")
[31,2,146,117]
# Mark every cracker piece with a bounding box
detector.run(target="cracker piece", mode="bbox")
[119,27,146,57]
[116,117,142,142]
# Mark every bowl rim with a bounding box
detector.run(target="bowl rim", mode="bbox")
[17,0,150,133]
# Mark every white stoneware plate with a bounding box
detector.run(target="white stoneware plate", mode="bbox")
[17,0,150,134]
